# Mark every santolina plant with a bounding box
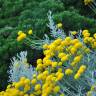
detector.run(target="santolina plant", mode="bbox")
[0,12,96,96]
[1,30,96,96]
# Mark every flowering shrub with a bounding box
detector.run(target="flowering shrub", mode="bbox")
[0,11,96,96]
[0,29,96,95]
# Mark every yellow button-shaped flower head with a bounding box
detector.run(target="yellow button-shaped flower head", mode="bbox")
[65,68,73,75]
[74,55,82,63]
[52,62,58,68]
[35,84,41,91]
[53,86,60,93]
[71,31,77,35]
[28,29,33,35]
[56,72,64,80]
[82,30,89,35]
[74,73,81,80]
[57,23,62,28]
[17,33,26,41]
[18,31,23,35]
[31,79,37,85]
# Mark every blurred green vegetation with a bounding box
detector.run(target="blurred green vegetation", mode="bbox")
[0,0,96,90]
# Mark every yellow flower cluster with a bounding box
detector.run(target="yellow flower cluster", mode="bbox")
[84,0,93,5]
[17,29,33,42]
[82,29,96,49]
[17,31,27,42]
[74,65,86,79]
[42,37,87,79]
[0,36,89,96]
[0,71,63,96]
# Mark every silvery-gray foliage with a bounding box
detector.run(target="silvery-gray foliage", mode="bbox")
[8,51,36,82]
[47,11,66,39]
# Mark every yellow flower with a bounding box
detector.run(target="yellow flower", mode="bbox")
[34,90,42,95]
[17,33,26,41]
[57,23,63,28]
[82,29,89,35]
[71,62,76,67]
[18,31,23,35]
[58,62,63,66]
[74,55,82,63]
[88,37,93,42]
[15,82,22,89]
[31,79,37,85]
[33,74,36,78]
[56,72,64,80]
[54,38,62,45]
[28,29,33,35]
[43,70,49,75]
[70,47,77,54]
[36,64,43,71]
[65,37,71,41]
[46,74,54,81]
[42,93,48,96]
[93,42,96,47]
[84,0,93,5]
[77,68,84,74]
[45,87,52,94]
[37,59,42,64]
[71,31,77,35]
[43,44,49,49]
[87,91,92,96]
[7,85,11,89]
[42,83,49,89]
[85,48,90,53]
[34,84,41,91]
[49,44,56,50]
[74,73,81,80]
[91,85,95,91]
[80,65,86,70]
[58,68,63,72]
[52,62,58,68]
[61,55,69,62]
[24,85,31,92]
[83,37,89,43]
[52,77,58,82]
[58,53,66,58]
[37,73,43,80]
[53,86,60,93]
[74,42,83,49]
[44,59,52,66]
[83,32,90,37]
[24,78,30,84]
[19,91,24,96]
[65,68,73,75]
[14,63,19,68]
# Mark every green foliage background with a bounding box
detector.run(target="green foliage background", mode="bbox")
[0,0,96,90]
